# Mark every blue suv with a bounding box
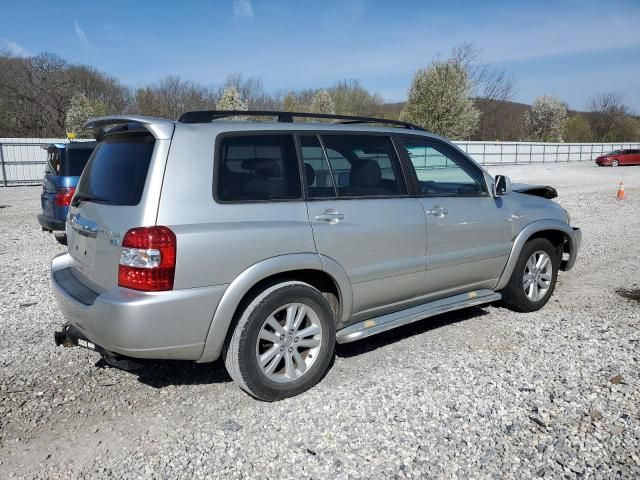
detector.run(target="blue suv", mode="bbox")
[38,142,96,242]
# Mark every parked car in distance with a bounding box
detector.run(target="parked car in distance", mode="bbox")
[51,111,581,401]
[38,141,96,243]
[595,149,640,167]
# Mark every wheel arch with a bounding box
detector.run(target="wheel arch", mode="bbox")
[494,220,579,291]
[197,253,352,363]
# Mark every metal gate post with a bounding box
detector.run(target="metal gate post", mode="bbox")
[0,143,7,187]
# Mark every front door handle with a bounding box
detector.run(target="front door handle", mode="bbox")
[426,205,448,218]
[315,209,344,224]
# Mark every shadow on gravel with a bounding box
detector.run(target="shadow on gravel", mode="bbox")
[616,287,640,303]
[92,307,490,387]
[336,306,490,358]
[96,358,232,388]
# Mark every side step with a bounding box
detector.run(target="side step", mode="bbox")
[336,289,501,344]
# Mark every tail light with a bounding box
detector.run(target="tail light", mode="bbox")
[54,187,76,206]
[118,226,176,291]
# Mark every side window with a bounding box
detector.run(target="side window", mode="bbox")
[216,135,301,202]
[320,135,407,197]
[47,148,62,174]
[299,135,336,198]
[401,137,486,196]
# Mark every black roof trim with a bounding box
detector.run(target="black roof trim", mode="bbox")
[178,110,425,131]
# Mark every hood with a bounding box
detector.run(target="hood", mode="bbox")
[512,183,558,199]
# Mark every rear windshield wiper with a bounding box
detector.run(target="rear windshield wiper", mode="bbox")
[71,193,109,207]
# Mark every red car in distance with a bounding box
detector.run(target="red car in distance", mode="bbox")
[595,149,640,167]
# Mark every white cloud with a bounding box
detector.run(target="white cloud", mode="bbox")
[233,0,254,19]
[74,19,91,48]
[0,37,32,57]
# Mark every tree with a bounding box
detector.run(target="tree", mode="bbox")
[0,50,130,137]
[133,76,216,119]
[0,52,73,137]
[587,92,632,142]
[524,95,567,141]
[400,60,479,139]
[216,86,248,120]
[282,92,301,112]
[67,65,130,113]
[65,93,107,136]
[328,79,383,116]
[310,89,335,115]
[615,116,640,141]
[563,115,593,142]
[218,74,272,110]
[451,42,517,140]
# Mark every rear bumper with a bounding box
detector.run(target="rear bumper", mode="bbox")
[50,253,227,360]
[38,214,65,232]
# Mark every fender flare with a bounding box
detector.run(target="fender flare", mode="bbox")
[197,253,353,363]
[494,219,581,291]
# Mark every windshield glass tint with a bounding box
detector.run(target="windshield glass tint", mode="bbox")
[76,134,155,206]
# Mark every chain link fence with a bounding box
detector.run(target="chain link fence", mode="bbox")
[1,137,639,186]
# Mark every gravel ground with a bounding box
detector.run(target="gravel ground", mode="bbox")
[0,161,639,479]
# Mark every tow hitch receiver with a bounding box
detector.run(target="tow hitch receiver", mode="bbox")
[53,324,142,371]
[54,324,96,350]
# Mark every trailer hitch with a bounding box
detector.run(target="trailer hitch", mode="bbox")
[53,324,142,371]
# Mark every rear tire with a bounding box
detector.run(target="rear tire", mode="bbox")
[224,281,336,401]
[501,238,560,312]
[54,233,67,246]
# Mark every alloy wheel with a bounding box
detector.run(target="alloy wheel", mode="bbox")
[255,302,323,383]
[523,250,553,302]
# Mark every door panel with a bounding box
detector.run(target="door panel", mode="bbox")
[309,198,427,315]
[398,135,512,295]
[420,196,512,292]
[300,134,427,319]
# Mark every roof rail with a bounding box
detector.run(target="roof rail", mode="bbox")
[178,110,425,131]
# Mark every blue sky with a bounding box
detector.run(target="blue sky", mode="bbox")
[1,0,639,111]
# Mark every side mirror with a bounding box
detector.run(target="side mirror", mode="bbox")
[494,175,512,196]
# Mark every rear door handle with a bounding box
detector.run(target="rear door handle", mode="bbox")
[315,209,344,224]
[426,205,448,218]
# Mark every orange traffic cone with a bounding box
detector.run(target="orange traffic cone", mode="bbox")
[616,179,625,200]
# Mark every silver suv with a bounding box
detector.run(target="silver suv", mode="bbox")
[52,111,581,401]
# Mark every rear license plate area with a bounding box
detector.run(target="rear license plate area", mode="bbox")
[70,231,96,269]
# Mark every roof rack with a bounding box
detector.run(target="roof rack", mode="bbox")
[178,110,425,131]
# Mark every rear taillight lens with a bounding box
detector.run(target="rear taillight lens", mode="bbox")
[54,187,76,206]
[118,226,176,291]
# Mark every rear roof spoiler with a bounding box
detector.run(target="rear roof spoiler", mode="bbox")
[84,115,175,140]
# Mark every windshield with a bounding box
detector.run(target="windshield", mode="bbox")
[606,150,622,155]
[75,133,155,206]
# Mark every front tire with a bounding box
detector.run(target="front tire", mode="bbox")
[224,281,336,401]
[501,238,560,312]
[611,159,619,167]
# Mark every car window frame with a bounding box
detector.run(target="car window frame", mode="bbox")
[295,131,413,201]
[396,134,490,198]
[213,131,305,205]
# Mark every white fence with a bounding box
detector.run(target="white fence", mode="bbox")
[455,141,640,165]
[1,137,639,186]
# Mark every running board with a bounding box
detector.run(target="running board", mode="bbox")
[336,289,501,344]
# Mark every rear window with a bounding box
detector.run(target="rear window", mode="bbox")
[76,133,155,206]
[62,146,94,176]
[216,135,301,202]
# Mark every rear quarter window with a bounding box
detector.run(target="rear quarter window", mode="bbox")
[76,133,155,206]
[215,134,301,202]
